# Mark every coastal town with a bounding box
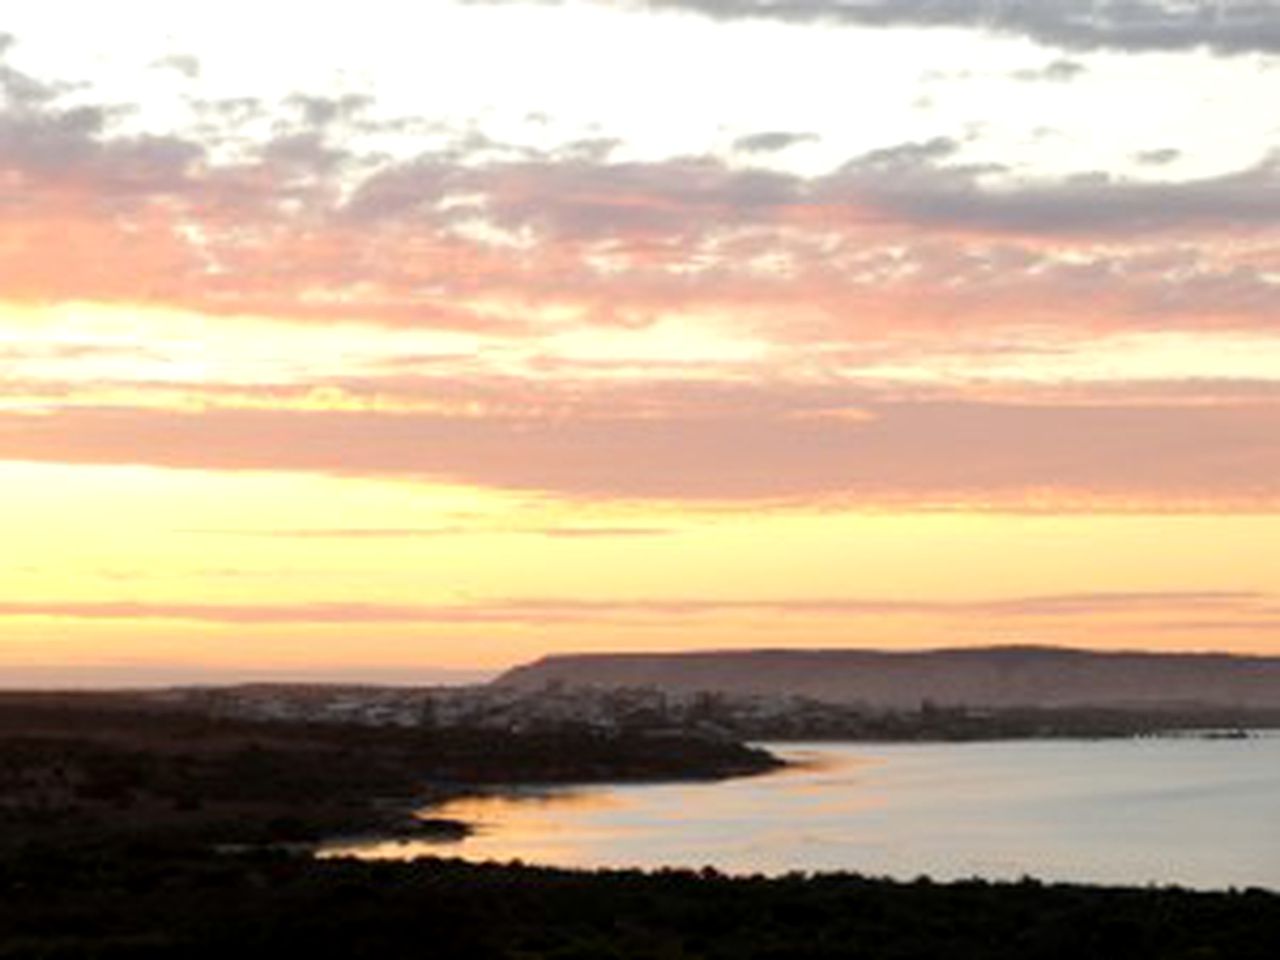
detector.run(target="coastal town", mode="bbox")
[154,682,851,736]
[148,676,1270,742]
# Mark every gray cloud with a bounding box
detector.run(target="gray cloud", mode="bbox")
[0,48,201,197]
[732,131,819,153]
[639,0,1280,55]
[852,136,967,171]
[826,142,1280,235]
[556,137,623,162]
[467,0,1280,53]
[287,92,375,128]
[1012,58,1087,81]
[355,138,1279,244]
[366,155,806,239]
[1135,147,1183,166]
[151,54,201,80]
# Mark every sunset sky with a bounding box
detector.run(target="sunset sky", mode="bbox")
[2,0,1279,685]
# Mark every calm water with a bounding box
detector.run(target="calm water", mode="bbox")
[324,736,1280,890]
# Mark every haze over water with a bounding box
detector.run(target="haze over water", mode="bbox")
[327,737,1280,891]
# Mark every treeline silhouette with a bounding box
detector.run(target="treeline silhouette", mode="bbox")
[2,847,1278,959]
[0,697,777,849]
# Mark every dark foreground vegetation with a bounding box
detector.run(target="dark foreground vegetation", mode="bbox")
[2,846,1278,959]
[3,693,1279,959]
[0,694,778,851]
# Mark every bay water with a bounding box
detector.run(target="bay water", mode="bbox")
[323,735,1280,890]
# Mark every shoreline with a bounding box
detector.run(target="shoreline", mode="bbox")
[321,737,1280,894]
[313,750,792,854]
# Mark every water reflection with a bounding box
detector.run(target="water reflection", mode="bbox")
[322,737,1280,890]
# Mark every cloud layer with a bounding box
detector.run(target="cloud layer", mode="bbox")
[534,0,1280,54]
[2,590,1270,624]
[2,391,1277,505]
[1,17,1277,511]
[1,41,1276,340]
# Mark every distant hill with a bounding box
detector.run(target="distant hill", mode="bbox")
[494,646,1280,710]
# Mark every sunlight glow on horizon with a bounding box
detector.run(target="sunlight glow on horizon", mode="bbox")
[2,1,1278,678]
[2,460,1279,675]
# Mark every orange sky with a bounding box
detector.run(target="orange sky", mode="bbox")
[1,2,1278,683]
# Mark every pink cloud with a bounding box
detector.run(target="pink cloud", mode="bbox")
[0,591,1270,625]
[0,393,1277,505]
[0,46,1276,340]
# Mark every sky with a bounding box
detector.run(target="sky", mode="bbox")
[1,0,1278,685]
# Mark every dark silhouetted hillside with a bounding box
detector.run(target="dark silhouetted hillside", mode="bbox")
[495,646,1280,710]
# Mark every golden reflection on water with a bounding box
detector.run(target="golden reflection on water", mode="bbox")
[322,746,888,867]
[320,739,1280,890]
[436,787,628,819]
